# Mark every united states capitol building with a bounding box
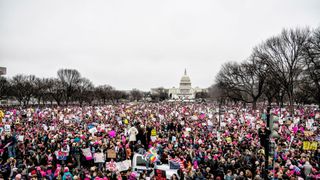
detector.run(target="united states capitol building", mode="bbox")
[151,69,207,100]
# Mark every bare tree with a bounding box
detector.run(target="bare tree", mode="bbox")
[10,74,36,105]
[0,76,10,100]
[95,85,114,104]
[254,28,310,113]
[33,77,49,105]
[215,58,267,109]
[302,27,320,104]
[40,78,54,105]
[74,78,94,106]
[208,84,222,99]
[151,87,169,101]
[262,72,282,106]
[109,90,125,103]
[130,89,143,101]
[195,91,209,99]
[216,62,244,102]
[57,69,82,105]
[47,78,64,106]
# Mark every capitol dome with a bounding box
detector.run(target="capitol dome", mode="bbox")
[180,69,191,83]
[152,68,207,101]
[180,74,191,84]
[179,69,192,95]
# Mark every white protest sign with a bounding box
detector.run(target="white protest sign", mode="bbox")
[279,118,284,125]
[4,125,11,132]
[221,122,226,127]
[217,132,221,142]
[49,126,55,131]
[18,135,24,141]
[43,124,48,131]
[94,152,105,163]
[172,136,176,142]
[116,160,131,172]
[82,148,93,160]
[89,127,98,134]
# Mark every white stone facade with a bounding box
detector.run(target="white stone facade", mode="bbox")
[151,69,207,100]
[168,69,206,100]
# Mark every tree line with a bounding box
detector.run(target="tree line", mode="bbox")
[0,69,146,106]
[214,26,320,112]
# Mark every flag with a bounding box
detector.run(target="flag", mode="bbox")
[294,166,301,173]
[169,157,180,169]
[168,156,186,172]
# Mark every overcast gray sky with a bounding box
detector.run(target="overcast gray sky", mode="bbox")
[1,0,319,91]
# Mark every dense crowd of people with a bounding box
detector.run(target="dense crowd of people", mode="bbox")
[0,102,319,180]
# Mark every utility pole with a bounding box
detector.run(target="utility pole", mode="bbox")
[218,97,222,130]
[264,105,271,179]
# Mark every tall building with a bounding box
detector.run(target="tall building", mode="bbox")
[151,69,207,100]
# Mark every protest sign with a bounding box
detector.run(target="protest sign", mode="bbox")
[171,136,176,142]
[82,148,93,160]
[116,160,131,172]
[94,152,105,163]
[310,142,318,150]
[43,124,48,131]
[107,149,116,159]
[303,141,318,151]
[18,135,24,141]
[49,126,55,131]
[304,131,314,137]
[226,137,232,143]
[55,151,68,161]
[151,129,157,136]
[106,160,117,172]
[0,110,4,121]
[4,125,10,132]
[89,127,98,134]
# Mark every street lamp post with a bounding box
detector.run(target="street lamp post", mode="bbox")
[264,105,271,179]
[279,91,282,119]
[218,97,222,130]
[271,141,277,179]
[271,122,280,180]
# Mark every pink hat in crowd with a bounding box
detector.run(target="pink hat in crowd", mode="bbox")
[15,174,22,180]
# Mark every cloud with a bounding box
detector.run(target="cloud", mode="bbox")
[1,0,319,91]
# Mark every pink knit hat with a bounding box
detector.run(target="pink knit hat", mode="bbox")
[15,174,22,180]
